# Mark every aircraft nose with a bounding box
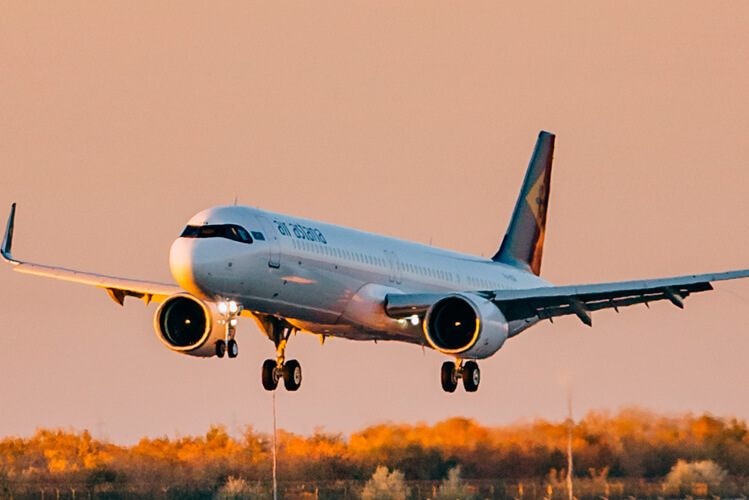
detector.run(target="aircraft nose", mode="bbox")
[169,238,208,298]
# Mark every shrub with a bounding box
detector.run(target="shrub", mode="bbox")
[665,460,727,496]
[361,466,409,500]
[215,476,269,500]
[435,466,476,500]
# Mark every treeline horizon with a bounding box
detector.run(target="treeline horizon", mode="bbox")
[1,407,748,498]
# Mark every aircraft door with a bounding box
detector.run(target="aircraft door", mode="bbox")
[392,252,403,284]
[384,250,402,284]
[255,215,281,268]
[384,250,396,283]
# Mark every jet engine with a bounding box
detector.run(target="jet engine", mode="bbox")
[423,293,509,359]
[154,293,227,357]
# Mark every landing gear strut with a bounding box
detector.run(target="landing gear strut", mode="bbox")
[259,317,302,392]
[441,359,480,393]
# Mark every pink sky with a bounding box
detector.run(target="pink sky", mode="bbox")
[1,2,748,444]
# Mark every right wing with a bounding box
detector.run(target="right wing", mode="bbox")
[385,269,749,328]
[2,203,181,306]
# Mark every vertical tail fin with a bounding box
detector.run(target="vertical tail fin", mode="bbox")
[492,131,555,275]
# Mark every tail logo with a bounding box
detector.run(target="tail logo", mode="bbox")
[524,174,548,229]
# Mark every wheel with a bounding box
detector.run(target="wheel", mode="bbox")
[283,359,302,391]
[441,362,458,393]
[227,339,238,358]
[462,361,480,392]
[215,340,226,358]
[262,359,279,391]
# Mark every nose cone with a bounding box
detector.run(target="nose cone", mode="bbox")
[170,238,209,298]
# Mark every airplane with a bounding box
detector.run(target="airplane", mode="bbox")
[3,131,749,393]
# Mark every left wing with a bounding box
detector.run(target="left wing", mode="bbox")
[385,269,749,327]
[2,203,182,305]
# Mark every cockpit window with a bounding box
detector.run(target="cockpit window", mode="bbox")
[251,231,266,241]
[180,224,253,244]
[180,225,199,237]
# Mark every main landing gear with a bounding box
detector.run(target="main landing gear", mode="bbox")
[260,317,302,392]
[441,359,480,393]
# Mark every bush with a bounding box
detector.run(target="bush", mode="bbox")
[361,466,409,500]
[215,476,270,500]
[665,460,727,496]
[435,466,476,500]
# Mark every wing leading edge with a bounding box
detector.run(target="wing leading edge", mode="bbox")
[385,269,749,328]
[2,203,181,305]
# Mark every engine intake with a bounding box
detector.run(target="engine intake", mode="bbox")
[154,293,227,357]
[424,293,509,359]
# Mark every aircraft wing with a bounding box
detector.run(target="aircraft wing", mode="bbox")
[2,203,181,306]
[385,269,749,327]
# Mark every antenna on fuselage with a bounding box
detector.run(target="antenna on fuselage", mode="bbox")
[234,196,238,206]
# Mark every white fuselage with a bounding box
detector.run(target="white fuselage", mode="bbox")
[169,206,550,344]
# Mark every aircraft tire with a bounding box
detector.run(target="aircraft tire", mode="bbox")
[262,359,279,391]
[215,340,226,358]
[441,362,458,393]
[227,339,238,358]
[283,359,302,391]
[462,361,480,392]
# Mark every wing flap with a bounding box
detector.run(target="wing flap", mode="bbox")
[498,280,717,324]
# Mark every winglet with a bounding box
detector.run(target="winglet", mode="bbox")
[1,203,18,264]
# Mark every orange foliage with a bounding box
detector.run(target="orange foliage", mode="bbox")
[281,429,347,460]
[132,425,242,465]
[0,408,747,491]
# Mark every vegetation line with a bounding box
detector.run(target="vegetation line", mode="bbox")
[0,407,747,499]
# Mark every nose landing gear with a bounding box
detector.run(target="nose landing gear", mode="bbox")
[259,316,302,392]
[216,300,241,359]
[215,337,238,358]
[441,359,480,393]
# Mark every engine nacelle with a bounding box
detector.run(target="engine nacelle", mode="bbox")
[423,293,509,359]
[154,293,227,357]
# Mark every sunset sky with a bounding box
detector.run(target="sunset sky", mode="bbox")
[1,2,748,444]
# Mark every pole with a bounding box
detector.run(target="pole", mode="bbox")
[272,391,278,500]
[566,386,574,500]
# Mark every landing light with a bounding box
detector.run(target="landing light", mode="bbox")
[230,319,238,326]
[218,302,228,314]
[229,301,239,314]
[409,315,420,326]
